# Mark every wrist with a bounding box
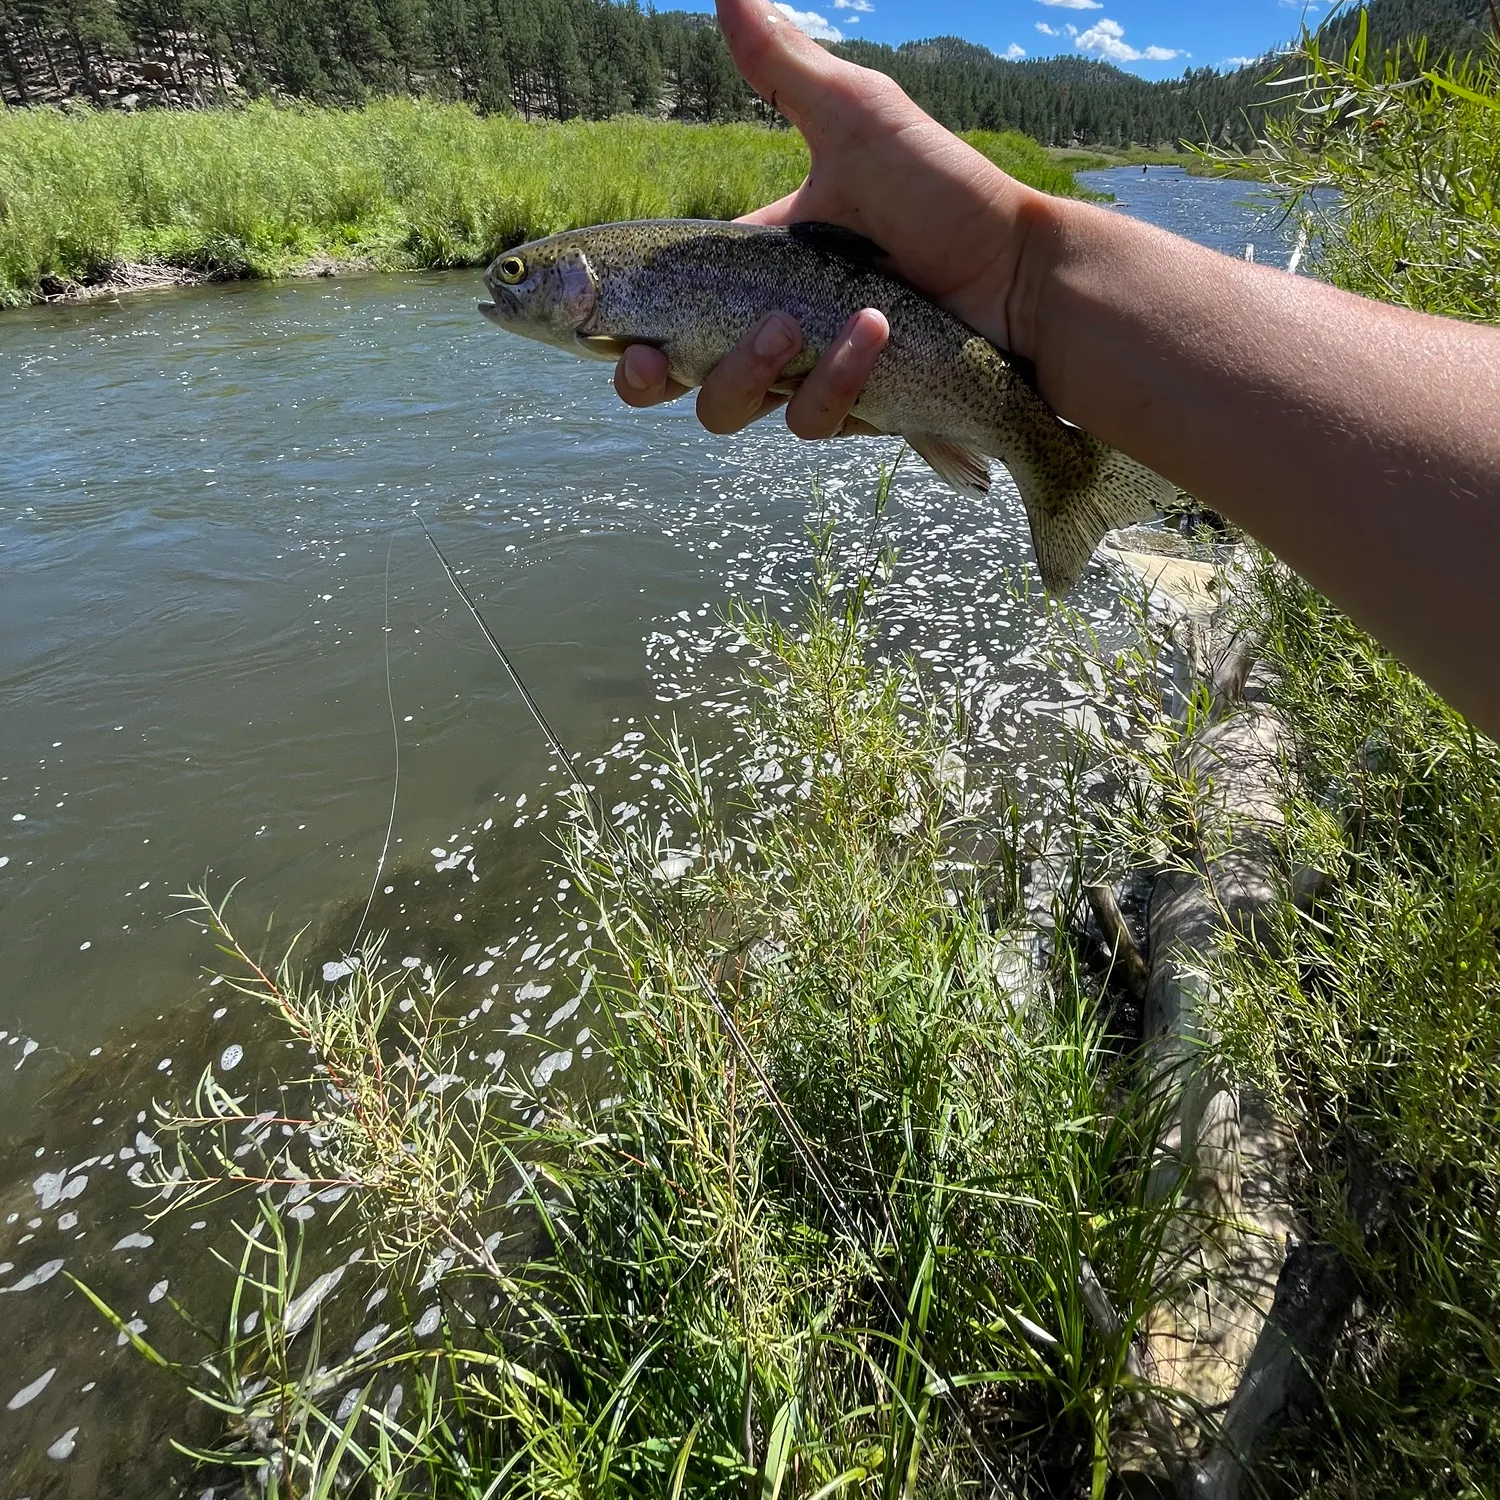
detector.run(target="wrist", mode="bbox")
[1001,187,1078,373]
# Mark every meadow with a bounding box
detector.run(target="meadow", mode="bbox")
[0,101,1082,307]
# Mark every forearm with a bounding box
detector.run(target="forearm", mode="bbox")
[1015,193,1500,732]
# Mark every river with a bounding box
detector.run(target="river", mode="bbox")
[0,167,1293,1493]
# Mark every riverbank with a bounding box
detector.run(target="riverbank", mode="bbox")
[99,507,1500,1496]
[6,36,1498,1495]
[1048,144,1270,181]
[94,525,1208,1496]
[0,101,1083,307]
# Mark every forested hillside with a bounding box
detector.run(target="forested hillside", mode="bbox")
[1319,0,1495,58]
[0,0,1492,147]
[835,41,1270,148]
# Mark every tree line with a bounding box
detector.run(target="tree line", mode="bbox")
[0,0,1491,148]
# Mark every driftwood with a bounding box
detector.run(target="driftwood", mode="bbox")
[1191,1147,1397,1497]
[1139,669,1300,1484]
[1085,882,1151,1003]
[1100,534,1371,1497]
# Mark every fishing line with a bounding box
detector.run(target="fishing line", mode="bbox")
[351,525,404,951]
[416,510,1005,1488]
[414,514,855,1225]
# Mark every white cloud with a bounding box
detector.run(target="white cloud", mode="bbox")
[1035,20,1058,34]
[1222,54,1257,66]
[774,3,843,40]
[1003,41,1026,58]
[832,0,874,10]
[1036,0,1102,9]
[1075,17,1183,62]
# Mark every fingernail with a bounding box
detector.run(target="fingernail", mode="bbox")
[621,351,650,391]
[848,310,887,353]
[755,314,796,358]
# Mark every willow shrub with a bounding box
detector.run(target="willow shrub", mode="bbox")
[1200,26,1500,1496]
[1256,15,1500,321]
[0,100,1084,305]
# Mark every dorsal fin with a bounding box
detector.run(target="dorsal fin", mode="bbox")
[787,221,890,269]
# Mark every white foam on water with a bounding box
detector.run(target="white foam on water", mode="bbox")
[47,1425,79,1460]
[7,1368,55,1410]
[530,1049,574,1088]
[5,1258,64,1292]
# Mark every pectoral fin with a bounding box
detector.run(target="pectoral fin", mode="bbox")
[576,333,641,360]
[906,436,992,500]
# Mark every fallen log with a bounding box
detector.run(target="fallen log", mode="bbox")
[1103,534,1298,1480]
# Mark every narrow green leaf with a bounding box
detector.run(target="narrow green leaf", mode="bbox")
[760,1397,800,1500]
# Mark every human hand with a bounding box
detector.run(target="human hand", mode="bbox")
[614,0,1051,436]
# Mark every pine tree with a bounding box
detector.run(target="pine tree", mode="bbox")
[0,0,1487,151]
[0,0,31,99]
[376,0,429,90]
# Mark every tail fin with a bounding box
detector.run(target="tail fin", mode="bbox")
[1009,430,1174,595]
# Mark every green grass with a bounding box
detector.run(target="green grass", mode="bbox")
[0,101,1087,307]
[1198,560,1500,1495]
[1044,143,1269,180]
[1046,145,1191,170]
[1249,25,1500,322]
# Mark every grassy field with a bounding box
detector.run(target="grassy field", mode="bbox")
[0,101,1083,307]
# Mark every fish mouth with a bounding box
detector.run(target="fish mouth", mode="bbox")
[479,282,520,324]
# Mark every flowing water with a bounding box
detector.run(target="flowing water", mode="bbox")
[0,166,1291,1493]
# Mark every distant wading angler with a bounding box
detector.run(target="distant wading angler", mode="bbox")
[479,219,1174,594]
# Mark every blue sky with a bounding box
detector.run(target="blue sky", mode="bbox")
[679,0,1331,78]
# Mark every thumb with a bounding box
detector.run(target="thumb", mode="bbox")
[715,0,841,129]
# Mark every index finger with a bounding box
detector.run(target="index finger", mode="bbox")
[614,343,690,408]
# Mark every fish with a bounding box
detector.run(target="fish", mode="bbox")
[478,218,1173,593]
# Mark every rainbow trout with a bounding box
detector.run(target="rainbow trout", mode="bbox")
[479,219,1172,592]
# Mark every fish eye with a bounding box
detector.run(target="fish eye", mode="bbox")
[496,255,526,285]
